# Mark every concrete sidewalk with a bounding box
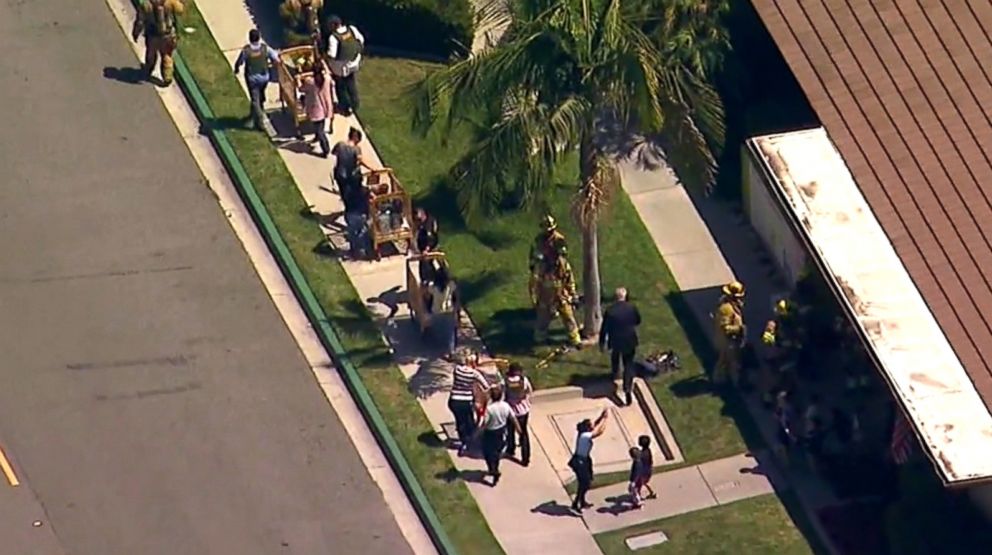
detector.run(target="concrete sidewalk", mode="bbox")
[195,1,602,553]
[582,452,781,534]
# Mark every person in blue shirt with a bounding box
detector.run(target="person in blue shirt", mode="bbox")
[233,29,281,137]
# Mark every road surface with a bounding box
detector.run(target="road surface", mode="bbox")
[0,1,412,553]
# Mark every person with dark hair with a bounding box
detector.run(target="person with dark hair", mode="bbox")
[325,15,364,115]
[504,363,533,466]
[475,386,520,486]
[627,446,644,508]
[414,207,440,283]
[234,29,281,137]
[637,435,656,499]
[301,62,333,156]
[570,409,608,512]
[333,127,373,258]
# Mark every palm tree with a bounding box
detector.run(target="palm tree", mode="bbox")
[413,0,726,337]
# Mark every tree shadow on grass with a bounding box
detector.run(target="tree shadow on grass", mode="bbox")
[412,179,468,235]
[457,268,511,306]
[478,308,535,355]
[474,228,517,251]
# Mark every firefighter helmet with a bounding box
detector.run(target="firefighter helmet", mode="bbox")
[540,214,558,232]
[775,299,790,316]
[722,281,745,299]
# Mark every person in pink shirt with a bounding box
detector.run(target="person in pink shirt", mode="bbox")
[301,63,333,157]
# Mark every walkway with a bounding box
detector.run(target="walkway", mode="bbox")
[195,1,599,553]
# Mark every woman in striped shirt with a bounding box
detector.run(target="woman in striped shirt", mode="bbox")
[448,350,490,455]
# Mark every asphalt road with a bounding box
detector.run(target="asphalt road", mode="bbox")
[0,2,412,554]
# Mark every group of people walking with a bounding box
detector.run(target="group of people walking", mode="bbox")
[442,276,659,515]
[447,352,534,486]
[230,14,365,141]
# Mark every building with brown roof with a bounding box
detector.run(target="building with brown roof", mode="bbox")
[742,0,992,510]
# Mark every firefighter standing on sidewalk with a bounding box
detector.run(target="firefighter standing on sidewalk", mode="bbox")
[132,0,185,85]
[713,281,747,386]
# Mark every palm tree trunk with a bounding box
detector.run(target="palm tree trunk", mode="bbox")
[581,218,603,338]
[578,135,603,338]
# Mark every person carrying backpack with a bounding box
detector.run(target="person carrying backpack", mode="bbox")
[131,0,185,85]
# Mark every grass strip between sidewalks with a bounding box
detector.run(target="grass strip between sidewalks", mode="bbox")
[594,494,813,555]
[164,2,500,554]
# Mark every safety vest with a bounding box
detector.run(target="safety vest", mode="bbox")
[505,376,529,410]
[333,26,362,62]
[149,0,176,37]
[243,44,269,76]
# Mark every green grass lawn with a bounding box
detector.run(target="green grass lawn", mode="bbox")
[595,495,813,555]
[174,3,500,554]
[358,57,756,465]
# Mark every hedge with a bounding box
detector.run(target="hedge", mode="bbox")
[321,0,474,59]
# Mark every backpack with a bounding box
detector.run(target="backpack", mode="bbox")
[150,0,175,36]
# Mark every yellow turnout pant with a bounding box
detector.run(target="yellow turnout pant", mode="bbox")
[535,298,580,346]
[713,335,741,385]
[144,35,177,83]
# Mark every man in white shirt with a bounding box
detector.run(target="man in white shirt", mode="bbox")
[325,15,364,116]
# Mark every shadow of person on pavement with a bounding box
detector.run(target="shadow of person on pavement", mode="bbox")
[531,500,580,518]
[597,494,638,515]
[103,66,153,85]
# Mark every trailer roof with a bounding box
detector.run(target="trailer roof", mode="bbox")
[750,128,992,484]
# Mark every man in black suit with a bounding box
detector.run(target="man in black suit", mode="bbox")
[599,287,642,406]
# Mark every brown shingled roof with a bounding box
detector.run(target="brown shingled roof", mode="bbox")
[750,0,992,409]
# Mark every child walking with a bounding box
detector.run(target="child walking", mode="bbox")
[637,435,656,499]
[628,446,644,508]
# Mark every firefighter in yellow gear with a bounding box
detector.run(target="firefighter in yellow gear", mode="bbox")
[530,247,581,347]
[760,298,802,404]
[279,0,324,47]
[713,281,746,385]
[529,214,567,274]
[132,0,184,85]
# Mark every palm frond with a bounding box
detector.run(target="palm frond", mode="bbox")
[451,92,589,220]
[654,95,718,193]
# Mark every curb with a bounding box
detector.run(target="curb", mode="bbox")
[149,24,457,555]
